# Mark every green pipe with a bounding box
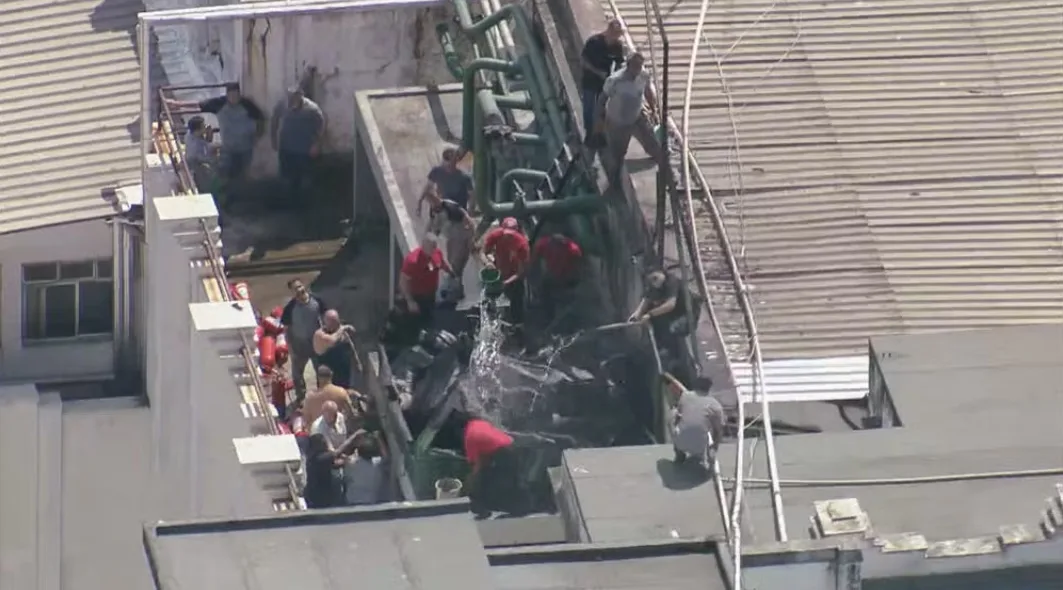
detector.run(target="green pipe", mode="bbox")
[478,89,543,144]
[437,24,464,80]
[477,88,506,126]
[494,94,533,110]
[473,104,491,215]
[496,168,549,204]
[452,0,567,153]
[462,58,520,150]
[510,132,545,145]
[493,195,601,217]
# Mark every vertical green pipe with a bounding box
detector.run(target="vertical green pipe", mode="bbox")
[451,0,567,154]
[436,24,464,80]
[462,58,520,151]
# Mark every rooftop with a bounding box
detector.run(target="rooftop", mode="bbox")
[609,0,1063,395]
[557,325,1063,554]
[144,499,733,590]
[0,0,150,233]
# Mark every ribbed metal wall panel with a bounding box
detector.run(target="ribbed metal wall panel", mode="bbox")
[0,0,148,234]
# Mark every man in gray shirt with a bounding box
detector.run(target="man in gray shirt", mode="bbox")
[280,278,330,401]
[662,372,725,467]
[166,82,265,187]
[271,87,326,200]
[596,53,664,179]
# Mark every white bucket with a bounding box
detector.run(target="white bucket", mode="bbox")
[435,477,463,500]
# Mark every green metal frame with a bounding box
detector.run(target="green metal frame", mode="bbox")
[437,0,602,250]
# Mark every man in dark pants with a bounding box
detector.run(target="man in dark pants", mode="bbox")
[478,217,531,327]
[463,415,520,517]
[531,233,584,323]
[629,269,691,371]
[280,278,329,402]
[271,87,325,201]
[165,82,265,190]
[580,20,625,141]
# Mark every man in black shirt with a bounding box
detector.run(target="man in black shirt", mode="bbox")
[421,181,476,289]
[580,20,625,139]
[629,269,690,360]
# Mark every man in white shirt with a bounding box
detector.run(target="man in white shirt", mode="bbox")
[310,400,347,451]
[596,52,662,172]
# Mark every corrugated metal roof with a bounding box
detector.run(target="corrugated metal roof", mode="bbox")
[606,0,1063,398]
[0,0,147,234]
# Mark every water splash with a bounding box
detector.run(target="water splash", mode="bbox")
[467,293,506,421]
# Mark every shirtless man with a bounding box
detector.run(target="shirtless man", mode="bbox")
[313,310,357,389]
[302,365,357,427]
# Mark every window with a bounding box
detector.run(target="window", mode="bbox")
[22,259,114,341]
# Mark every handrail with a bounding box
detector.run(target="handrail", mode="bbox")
[153,87,302,507]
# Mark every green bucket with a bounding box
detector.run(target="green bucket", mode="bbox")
[480,267,504,299]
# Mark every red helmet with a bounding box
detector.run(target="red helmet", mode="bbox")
[501,217,519,230]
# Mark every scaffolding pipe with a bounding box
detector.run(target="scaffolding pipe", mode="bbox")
[673,0,788,557]
[138,0,439,22]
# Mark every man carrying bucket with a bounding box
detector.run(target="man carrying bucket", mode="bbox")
[477,217,530,326]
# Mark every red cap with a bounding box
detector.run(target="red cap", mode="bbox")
[501,217,519,230]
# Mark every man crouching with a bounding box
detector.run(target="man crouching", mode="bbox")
[662,373,725,467]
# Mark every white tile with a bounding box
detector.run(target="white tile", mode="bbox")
[153,194,217,222]
[232,435,301,465]
[189,301,257,332]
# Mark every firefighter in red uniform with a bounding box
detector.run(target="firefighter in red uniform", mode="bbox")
[532,233,584,321]
[400,232,456,330]
[477,217,531,326]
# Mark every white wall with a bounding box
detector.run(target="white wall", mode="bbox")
[0,220,114,383]
[174,6,454,176]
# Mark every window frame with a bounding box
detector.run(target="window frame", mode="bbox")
[21,259,115,344]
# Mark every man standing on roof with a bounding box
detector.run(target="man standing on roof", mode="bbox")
[271,87,326,202]
[478,218,531,326]
[281,278,329,403]
[580,19,625,141]
[400,233,457,330]
[165,82,265,189]
[662,373,725,467]
[532,233,584,322]
[596,53,661,176]
[420,183,476,293]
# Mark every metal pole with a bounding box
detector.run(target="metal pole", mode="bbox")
[352,108,360,227]
[652,0,668,266]
[138,0,441,23]
[111,219,125,378]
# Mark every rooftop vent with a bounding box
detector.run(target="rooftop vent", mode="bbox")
[811,498,870,539]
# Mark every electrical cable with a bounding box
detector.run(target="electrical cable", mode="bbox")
[723,467,1063,488]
